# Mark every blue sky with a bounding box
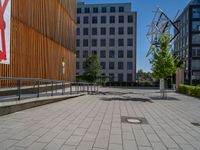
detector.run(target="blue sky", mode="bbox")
[82,0,190,72]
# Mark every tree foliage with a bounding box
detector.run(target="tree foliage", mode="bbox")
[83,55,102,82]
[149,34,176,79]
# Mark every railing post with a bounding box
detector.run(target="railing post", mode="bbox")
[70,82,72,95]
[87,84,89,94]
[62,81,64,95]
[37,80,40,98]
[51,81,53,96]
[17,80,21,100]
[46,83,48,94]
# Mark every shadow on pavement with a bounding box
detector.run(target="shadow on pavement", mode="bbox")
[150,96,180,101]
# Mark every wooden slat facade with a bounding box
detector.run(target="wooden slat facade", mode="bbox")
[0,0,76,87]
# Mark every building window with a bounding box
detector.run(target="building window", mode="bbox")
[100,62,106,69]
[119,7,124,12]
[83,16,89,24]
[110,7,116,12]
[192,34,200,44]
[109,73,114,81]
[127,27,133,34]
[118,27,124,35]
[77,17,80,24]
[127,39,133,46]
[85,8,90,13]
[83,39,88,47]
[101,28,106,35]
[118,39,124,46]
[192,47,200,57]
[109,27,115,35]
[92,16,98,24]
[192,8,200,18]
[76,39,80,47]
[83,28,89,35]
[83,50,88,58]
[118,16,124,23]
[77,8,81,14]
[102,7,107,13]
[92,39,97,47]
[100,50,106,58]
[92,28,97,35]
[93,7,98,13]
[100,39,106,47]
[127,62,133,70]
[76,28,80,35]
[109,50,115,58]
[110,16,115,23]
[76,51,79,58]
[109,39,115,47]
[192,21,200,31]
[118,62,124,70]
[127,74,133,82]
[101,16,106,24]
[109,62,115,69]
[192,60,200,70]
[118,50,124,58]
[127,50,133,58]
[118,74,123,82]
[76,62,79,69]
[128,15,133,23]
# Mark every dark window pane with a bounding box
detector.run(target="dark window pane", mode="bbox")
[119,16,124,23]
[92,39,97,47]
[109,27,115,35]
[110,7,116,12]
[101,16,106,24]
[83,39,88,47]
[109,50,115,58]
[101,28,106,35]
[109,62,115,69]
[127,50,133,58]
[128,15,133,23]
[118,74,123,82]
[109,39,115,47]
[85,8,90,13]
[76,62,79,69]
[92,16,98,24]
[100,39,106,46]
[127,39,133,46]
[100,50,106,58]
[110,16,115,23]
[100,62,106,69]
[127,62,133,70]
[77,8,81,13]
[127,27,133,34]
[93,7,98,13]
[118,62,124,70]
[83,16,89,24]
[76,39,80,47]
[127,74,133,82]
[118,39,124,46]
[118,50,124,58]
[76,51,79,58]
[77,17,80,24]
[102,7,107,13]
[83,50,88,58]
[83,28,89,35]
[118,27,124,35]
[119,7,124,12]
[92,28,97,35]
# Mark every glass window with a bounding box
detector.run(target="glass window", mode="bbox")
[92,50,97,55]
[83,28,88,35]
[77,17,80,24]
[76,51,79,58]
[110,16,115,23]
[83,50,88,58]
[83,39,88,47]
[127,62,133,70]
[76,62,79,69]
[76,39,80,47]
[93,7,98,13]
[83,16,89,24]
[118,39,124,46]
[92,28,97,35]
[76,28,80,35]
[127,50,133,58]
[100,50,106,58]
[100,39,106,47]
[118,50,124,58]
[109,39,115,47]
[192,21,200,31]
[192,47,200,57]
[192,8,200,18]
[92,16,97,24]
[109,73,114,81]
[119,16,124,23]
[100,62,106,69]
[127,39,133,46]
[109,50,115,58]
[101,28,106,35]
[192,60,200,70]
[192,34,200,44]
[118,62,124,70]
[85,8,90,13]
[118,74,123,82]
[102,7,107,13]
[127,74,133,82]
[119,7,124,12]
[128,15,133,23]
[118,27,124,35]
[92,39,97,47]
[109,27,115,35]
[127,27,133,34]
[77,8,81,14]
[101,16,106,24]
[110,7,116,12]
[109,62,115,69]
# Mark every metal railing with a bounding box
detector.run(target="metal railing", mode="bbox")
[0,77,98,100]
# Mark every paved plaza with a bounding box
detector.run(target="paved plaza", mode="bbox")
[0,87,200,150]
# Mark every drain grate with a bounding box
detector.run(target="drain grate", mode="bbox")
[121,116,148,125]
[191,122,200,127]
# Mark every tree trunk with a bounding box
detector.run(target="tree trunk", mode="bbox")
[160,79,166,99]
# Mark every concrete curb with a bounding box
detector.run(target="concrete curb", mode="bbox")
[0,93,86,116]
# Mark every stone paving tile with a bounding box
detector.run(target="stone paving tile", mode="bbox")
[0,88,200,150]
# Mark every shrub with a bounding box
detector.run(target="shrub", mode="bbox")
[177,84,200,98]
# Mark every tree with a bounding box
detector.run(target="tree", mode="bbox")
[83,55,102,83]
[149,34,176,98]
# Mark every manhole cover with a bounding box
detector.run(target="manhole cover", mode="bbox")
[121,116,148,124]
[191,122,200,127]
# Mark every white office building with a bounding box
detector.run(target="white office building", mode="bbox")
[76,2,137,82]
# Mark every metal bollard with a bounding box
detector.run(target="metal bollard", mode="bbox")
[17,80,21,100]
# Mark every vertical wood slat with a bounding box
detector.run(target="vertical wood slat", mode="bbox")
[0,0,76,87]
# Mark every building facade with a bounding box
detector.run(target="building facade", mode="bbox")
[76,2,137,82]
[174,0,200,84]
[0,0,76,86]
